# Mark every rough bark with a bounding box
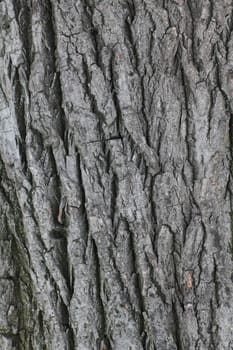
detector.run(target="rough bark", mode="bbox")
[0,0,233,349]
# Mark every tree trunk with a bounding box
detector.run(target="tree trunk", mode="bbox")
[0,0,233,349]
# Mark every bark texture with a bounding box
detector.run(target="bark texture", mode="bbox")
[0,0,233,349]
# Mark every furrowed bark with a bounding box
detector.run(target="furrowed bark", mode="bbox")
[0,0,233,349]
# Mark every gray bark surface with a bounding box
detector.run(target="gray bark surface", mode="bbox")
[0,0,233,349]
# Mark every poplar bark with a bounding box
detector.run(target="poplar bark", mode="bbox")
[0,1,233,349]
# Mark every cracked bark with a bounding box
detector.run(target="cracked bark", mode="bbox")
[0,0,233,349]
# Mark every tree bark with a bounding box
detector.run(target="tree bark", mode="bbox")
[0,0,233,349]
